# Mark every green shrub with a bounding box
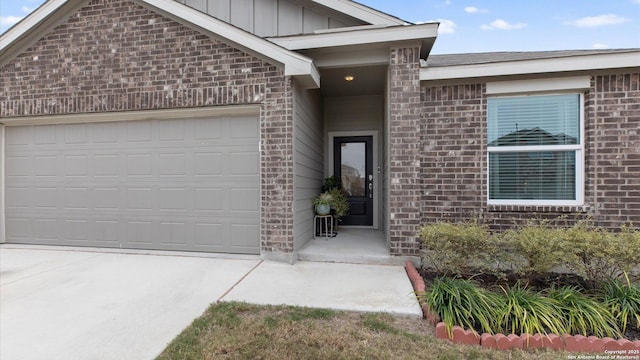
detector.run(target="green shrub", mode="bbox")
[425,277,502,336]
[547,285,620,338]
[561,221,640,283]
[418,221,499,275]
[600,276,640,334]
[503,219,569,275]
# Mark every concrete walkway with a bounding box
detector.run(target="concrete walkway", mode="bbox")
[0,245,421,360]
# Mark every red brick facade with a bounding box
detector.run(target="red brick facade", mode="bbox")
[0,0,295,255]
[420,73,640,231]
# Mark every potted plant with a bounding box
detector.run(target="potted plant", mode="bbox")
[326,188,348,220]
[312,176,349,220]
[312,192,333,215]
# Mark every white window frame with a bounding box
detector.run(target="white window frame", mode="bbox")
[486,92,585,206]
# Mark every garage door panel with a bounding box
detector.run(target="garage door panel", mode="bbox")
[6,156,31,176]
[63,219,90,241]
[158,119,186,141]
[229,152,259,175]
[230,116,259,139]
[126,121,153,142]
[158,221,188,246]
[127,154,154,176]
[94,220,119,243]
[194,152,223,175]
[6,218,30,240]
[158,187,188,211]
[230,188,259,211]
[64,123,88,144]
[35,155,57,177]
[34,187,58,209]
[34,218,59,241]
[64,155,89,177]
[195,119,222,140]
[230,223,260,251]
[126,187,155,211]
[158,153,187,176]
[5,116,260,254]
[64,188,89,210]
[194,222,225,248]
[94,154,120,177]
[93,187,120,210]
[194,188,224,211]
[125,221,155,245]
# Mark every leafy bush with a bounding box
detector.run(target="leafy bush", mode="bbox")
[561,220,638,283]
[418,218,640,284]
[418,221,502,276]
[600,276,640,334]
[547,285,620,338]
[503,220,569,275]
[496,283,566,336]
[425,277,501,336]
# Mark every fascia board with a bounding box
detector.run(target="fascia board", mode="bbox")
[421,51,640,81]
[311,0,406,25]
[142,0,319,88]
[269,23,438,51]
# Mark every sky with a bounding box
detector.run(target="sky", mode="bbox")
[1,0,639,54]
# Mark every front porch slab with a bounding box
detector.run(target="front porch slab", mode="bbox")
[297,228,412,265]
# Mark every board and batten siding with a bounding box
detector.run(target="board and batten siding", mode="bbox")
[293,85,323,250]
[176,0,364,37]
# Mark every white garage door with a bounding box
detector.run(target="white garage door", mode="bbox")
[4,115,260,254]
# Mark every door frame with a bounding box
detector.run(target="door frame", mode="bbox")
[328,130,379,229]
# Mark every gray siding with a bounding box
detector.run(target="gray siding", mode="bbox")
[293,85,323,250]
[176,0,365,36]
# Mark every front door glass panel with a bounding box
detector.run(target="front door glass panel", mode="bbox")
[340,142,366,197]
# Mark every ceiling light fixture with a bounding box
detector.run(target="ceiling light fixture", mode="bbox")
[344,75,355,81]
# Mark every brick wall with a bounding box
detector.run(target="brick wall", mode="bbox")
[420,72,640,231]
[588,73,640,228]
[0,0,295,254]
[388,46,422,255]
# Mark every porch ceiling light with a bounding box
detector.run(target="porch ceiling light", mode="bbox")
[344,75,355,81]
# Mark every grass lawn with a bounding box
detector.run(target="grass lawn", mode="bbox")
[157,302,572,360]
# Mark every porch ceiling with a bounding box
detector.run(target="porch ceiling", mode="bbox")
[320,65,387,97]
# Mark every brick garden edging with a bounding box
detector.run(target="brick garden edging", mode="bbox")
[405,260,640,353]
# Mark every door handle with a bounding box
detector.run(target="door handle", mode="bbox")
[368,181,373,198]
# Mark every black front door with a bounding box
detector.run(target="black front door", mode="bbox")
[333,136,373,226]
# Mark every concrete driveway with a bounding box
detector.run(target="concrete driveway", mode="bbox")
[0,246,261,360]
[1,245,421,360]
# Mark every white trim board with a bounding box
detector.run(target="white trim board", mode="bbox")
[0,105,261,126]
[486,76,591,95]
[421,51,640,81]
[311,0,407,26]
[269,23,437,59]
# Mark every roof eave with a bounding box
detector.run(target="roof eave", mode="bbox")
[420,51,640,81]
[268,23,438,60]
[311,0,407,26]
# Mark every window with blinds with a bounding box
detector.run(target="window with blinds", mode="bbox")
[487,94,583,205]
